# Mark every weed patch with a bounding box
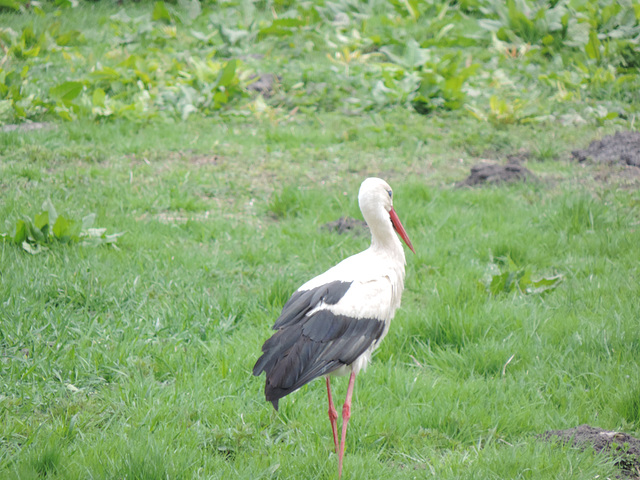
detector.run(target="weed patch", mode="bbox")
[1,199,123,253]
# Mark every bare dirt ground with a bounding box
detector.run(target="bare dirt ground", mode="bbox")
[572,131,640,168]
[571,131,640,188]
[247,73,278,97]
[456,160,537,187]
[541,425,640,479]
[457,131,640,188]
[322,216,368,234]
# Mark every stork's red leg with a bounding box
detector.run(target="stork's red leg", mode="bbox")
[326,377,339,454]
[338,371,356,478]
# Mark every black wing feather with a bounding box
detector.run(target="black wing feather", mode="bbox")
[272,280,352,330]
[253,280,385,411]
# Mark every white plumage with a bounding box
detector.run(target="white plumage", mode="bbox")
[253,177,414,478]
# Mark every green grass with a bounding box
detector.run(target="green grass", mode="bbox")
[2,112,639,479]
[2,1,640,479]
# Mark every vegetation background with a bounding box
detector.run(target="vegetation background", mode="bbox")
[1,0,639,478]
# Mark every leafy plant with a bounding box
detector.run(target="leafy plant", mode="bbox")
[380,40,479,114]
[1,200,124,254]
[481,256,563,295]
[412,52,479,113]
[477,0,574,52]
[0,0,638,124]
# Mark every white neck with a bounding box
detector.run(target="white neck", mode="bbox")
[364,208,406,266]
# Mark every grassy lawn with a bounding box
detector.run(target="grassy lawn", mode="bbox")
[1,1,640,479]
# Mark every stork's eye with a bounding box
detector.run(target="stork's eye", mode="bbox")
[387,190,393,198]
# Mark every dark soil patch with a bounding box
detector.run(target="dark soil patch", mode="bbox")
[541,424,640,478]
[571,131,640,168]
[322,216,368,235]
[456,160,537,187]
[247,73,278,97]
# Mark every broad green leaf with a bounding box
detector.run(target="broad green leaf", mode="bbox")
[258,18,305,38]
[56,30,84,46]
[82,213,96,230]
[53,215,71,239]
[381,40,430,69]
[90,67,121,82]
[0,0,21,10]
[488,271,509,294]
[20,26,36,46]
[35,213,51,241]
[13,219,27,243]
[34,211,49,231]
[5,206,117,251]
[24,217,44,243]
[50,81,83,103]
[484,260,563,296]
[542,34,554,46]
[20,46,40,58]
[213,90,228,106]
[52,214,81,241]
[518,268,533,291]
[41,199,58,227]
[585,30,601,60]
[216,59,237,88]
[92,88,106,108]
[601,3,620,26]
[271,18,305,28]
[178,0,201,22]
[152,1,172,23]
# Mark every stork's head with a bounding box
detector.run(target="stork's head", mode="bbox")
[358,177,415,254]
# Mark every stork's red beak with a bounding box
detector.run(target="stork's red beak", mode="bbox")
[389,208,415,254]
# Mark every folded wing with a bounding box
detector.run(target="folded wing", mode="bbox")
[253,280,386,410]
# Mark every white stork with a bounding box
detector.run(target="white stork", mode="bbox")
[253,177,414,477]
